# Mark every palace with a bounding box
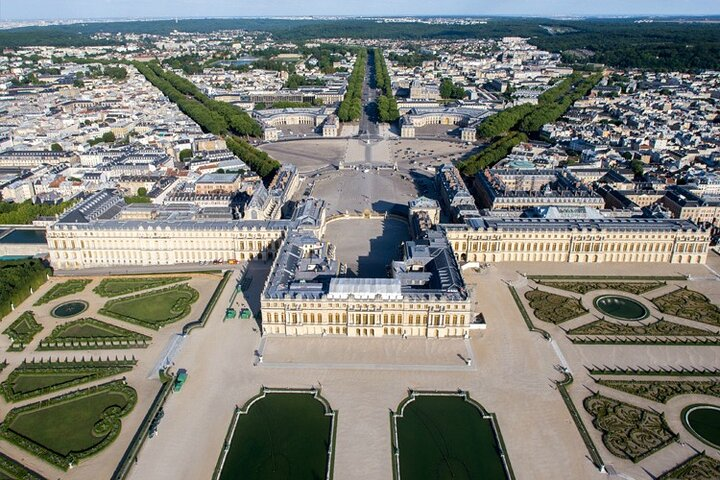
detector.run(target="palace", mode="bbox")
[260,228,473,338]
[399,107,490,140]
[443,216,709,264]
[253,107,340,141]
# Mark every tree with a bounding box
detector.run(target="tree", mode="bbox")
[101,131,116,143]
[137,187,148,197]
[630,160,645,179]
[50,143,63,152]
[440,78,466,100]
[179,149,193,161]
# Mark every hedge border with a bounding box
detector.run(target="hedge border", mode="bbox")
[507,286,550,339]
[1,358,137,402]
[528,275,687,281]
[0,450,46,480]
[3,311,42,351]
[183,270,232,335]
[93,276,191,298]
[587,365,720,377]
[556,374,605,469]
[33,279,91,306]
[111,374,174,480]
[38,317,151,351]
[0,380,137,470]
[99,283,199,330]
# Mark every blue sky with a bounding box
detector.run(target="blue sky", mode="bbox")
[1,0,719,21]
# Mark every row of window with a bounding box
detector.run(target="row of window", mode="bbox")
[266,311,468,326]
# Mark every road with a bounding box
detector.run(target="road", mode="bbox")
[358,50,380,140]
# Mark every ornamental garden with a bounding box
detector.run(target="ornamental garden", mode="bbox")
[0,271,227,477]
[511,274,720,479]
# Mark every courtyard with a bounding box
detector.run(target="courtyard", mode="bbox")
[323,217,410,277]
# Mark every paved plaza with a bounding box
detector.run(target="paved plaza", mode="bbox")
[306,169,420,214]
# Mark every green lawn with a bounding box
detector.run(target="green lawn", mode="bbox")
[93,276,191,298]
[2,359,136,402]
[394,395,509,480]
[1,381,136,469]
[219,393,334,480]
[39,317,151,350]
[3,311,42,351]
[99,284,199,329]
[34,279,90,306]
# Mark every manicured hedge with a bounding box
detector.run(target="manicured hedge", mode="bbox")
[93,276,191,298]
[0,380,137,470]
[3,311,42,351]
[1,357,137,402]
[39,317,151,350]
[0,451,46,480]
[33,279,90,306]
[99,284,199,330]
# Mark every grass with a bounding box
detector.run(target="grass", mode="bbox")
[0,380,137,469]
[93,276,191,298]
[38,317,151,350]
[1,358,136,402]
[218,392,334,480]
[3,311,42,351]
[651,288,720,328]
[393,394,509,480]
[33,279,90,306]
[99,284,199,330]
[524,289,588,324]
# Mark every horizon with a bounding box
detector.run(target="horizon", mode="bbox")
[2,0,719,22]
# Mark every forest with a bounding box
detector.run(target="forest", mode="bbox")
[0,259,51,320]
[2,18,719,70]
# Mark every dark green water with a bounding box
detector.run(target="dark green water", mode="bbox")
[396,396,508,480]
[219,393,333,480]
[594,295,649,321]
[51,301,88,318]
[686,406,720,449]
[0,229,46,244]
